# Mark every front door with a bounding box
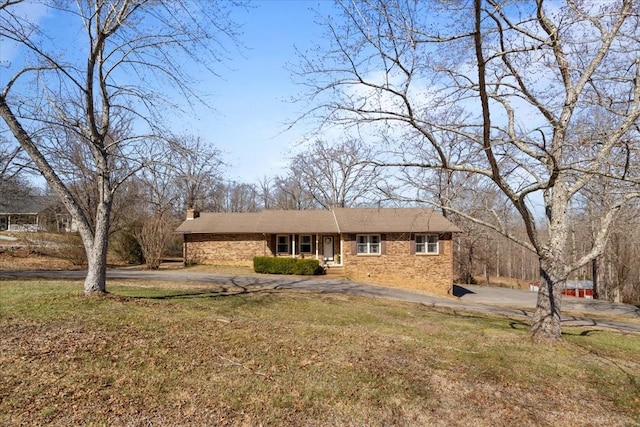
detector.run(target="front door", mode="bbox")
[322,235,334,262]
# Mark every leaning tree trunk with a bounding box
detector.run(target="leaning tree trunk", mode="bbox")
[531,256,566,343]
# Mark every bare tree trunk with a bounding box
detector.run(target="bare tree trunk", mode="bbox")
[592,257,599,300]
[84,236,108,294]
[532,256,565,343]
[81,198,111,294]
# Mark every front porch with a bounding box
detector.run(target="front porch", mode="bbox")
[273,233,344,268]
[0,214,40,232]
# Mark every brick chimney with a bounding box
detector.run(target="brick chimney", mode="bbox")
[186,208,200,220]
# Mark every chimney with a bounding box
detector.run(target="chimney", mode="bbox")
[186,208,199,220]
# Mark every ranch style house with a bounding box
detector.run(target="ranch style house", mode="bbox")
[176,207,461,292]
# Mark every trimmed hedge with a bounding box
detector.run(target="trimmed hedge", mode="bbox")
[293,259,324,275]
[253,256,324,275]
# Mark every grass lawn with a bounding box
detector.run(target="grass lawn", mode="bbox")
[1,279,639,426]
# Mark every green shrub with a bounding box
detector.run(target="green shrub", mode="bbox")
[253,256,271,273]
[292,259,324,275]
[277,257,297,274]
[253,257,323,275]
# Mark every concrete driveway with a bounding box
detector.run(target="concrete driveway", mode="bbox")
[2,268,639,334]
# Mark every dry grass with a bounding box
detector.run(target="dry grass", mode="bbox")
[183,263,257,276]
[1,279,639,426]
[468,275,528,289]
[0,247,79,271]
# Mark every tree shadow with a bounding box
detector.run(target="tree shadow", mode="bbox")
[123,287,249,300]
[509,320,530,330]
[117,275,315,300]
[563,330,640,387]
[451,284,475,298]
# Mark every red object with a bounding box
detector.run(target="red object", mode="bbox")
[562,289,594,298]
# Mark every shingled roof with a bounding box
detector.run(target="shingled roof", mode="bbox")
[175,208,461,234]
[0,196,50,215]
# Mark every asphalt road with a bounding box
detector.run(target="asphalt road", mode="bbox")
[2,268,639,335]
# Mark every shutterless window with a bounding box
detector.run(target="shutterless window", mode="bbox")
[357,234,380,254]
[416,234,438,254]
[300,235,312,253]
[277,235,290,253]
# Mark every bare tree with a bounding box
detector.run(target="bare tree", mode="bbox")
[579,187,640,303]
[298,0,640,342]
[0,135,23,180]
[272,174,319,210]
[0,135,30,205]
[0,1,240,294]
[134,214,175,270]
[288,138,382,209]
[169,135,224,213]
[256,175,274,210]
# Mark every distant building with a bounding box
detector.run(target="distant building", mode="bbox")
[0,196,75,232]
[529,280,594,299]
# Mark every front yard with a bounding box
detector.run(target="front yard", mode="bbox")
[1,279,639,426]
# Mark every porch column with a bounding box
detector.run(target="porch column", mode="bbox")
[339,234,344,266]
[315,234,319,260]
[292,234,296,258]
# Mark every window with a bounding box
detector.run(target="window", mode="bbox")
[416,234,438,254]
[276,235,290,254]
[357,234,380,254]
[300,235,312,253]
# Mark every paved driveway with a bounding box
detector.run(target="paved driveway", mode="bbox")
[2,269,639,334]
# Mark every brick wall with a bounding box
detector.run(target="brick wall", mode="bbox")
[342,232,454,293]
[183,232,455,293]
[184,233,272,266]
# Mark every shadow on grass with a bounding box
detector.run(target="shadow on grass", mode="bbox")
[114,275,315,300]
[564,330,640,389]
[509,320,531,330]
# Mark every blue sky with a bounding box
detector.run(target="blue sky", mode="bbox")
[183,0,336,182]
[0,0,337,184]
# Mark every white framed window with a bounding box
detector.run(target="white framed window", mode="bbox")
[300,235,312,253]
[416,234,438,254]
[276,235,290,254]
[357,234,380,255]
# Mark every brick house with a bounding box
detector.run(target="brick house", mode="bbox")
[176,207,461,292]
